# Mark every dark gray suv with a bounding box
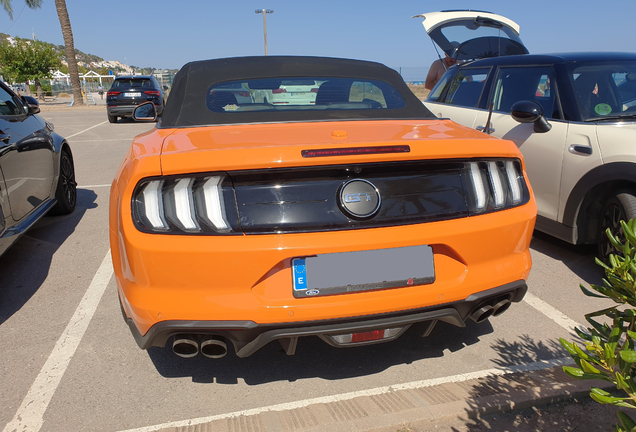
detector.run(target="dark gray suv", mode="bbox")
[106,75,166,123]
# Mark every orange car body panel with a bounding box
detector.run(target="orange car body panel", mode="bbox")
[110,119,536,337]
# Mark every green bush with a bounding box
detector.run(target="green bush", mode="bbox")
[560,219,636,431]
[30,83,53,96]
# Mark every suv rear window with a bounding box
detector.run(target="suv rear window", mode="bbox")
[206,77,406,113]
[112,79,154,88]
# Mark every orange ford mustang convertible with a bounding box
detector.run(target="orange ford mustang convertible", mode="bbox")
[109,56,537,359]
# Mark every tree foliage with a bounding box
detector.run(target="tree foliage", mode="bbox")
[0,0,42,20]
[0,38,61,83]
[560,219,636,431]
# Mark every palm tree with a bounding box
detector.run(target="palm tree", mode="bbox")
[1,0,83,105]
[0,0,42,20]
[54,0,83,105]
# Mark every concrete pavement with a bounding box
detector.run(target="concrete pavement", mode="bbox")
[145,361,608,432]
[26,93,612,432]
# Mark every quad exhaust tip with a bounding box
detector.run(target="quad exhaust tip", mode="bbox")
[200,336,228,359]
[172,334,228,359]
[172,335,199,358]
[469,298,512,323]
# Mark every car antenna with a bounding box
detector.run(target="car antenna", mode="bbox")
[483,102,494,134]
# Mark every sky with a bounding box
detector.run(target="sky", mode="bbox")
[1,0,635,81]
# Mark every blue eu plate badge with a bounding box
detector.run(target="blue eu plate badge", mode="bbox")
[292,258,308,291]
[291,245,435,298]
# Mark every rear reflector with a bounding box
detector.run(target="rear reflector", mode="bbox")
[352,330,384,343]
[302,145,410,158]
[330,327,403,345]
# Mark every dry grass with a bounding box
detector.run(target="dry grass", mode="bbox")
[407,84,430,101]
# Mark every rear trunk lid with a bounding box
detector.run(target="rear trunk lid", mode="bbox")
[412,10,528,61]
[158,119,520,175]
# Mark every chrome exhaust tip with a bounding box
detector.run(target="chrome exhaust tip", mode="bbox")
[172,335,199,358]
[469,304,494,323]
[492,299,512,317]
[469,296,513,323]
[200,336,228,359]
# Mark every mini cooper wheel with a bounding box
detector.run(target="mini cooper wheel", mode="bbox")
[598,191,636,262]
[49,148,77,215]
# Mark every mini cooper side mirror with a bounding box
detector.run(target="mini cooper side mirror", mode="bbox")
[133,102,157,121]
[21,96,40,114]
[510,100,551,133]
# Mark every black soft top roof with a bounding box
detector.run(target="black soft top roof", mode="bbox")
[161,56,435,128]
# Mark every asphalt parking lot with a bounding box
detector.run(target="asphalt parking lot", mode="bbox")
[0,103,618,432]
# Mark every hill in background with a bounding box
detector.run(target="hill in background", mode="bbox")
[0,33,178,75]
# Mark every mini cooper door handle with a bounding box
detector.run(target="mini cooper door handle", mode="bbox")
[476,125,495,134]
[568,144,593,156]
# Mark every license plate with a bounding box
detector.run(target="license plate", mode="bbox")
[292,245,435,298]
[290,92,307,96]
[124,92,141,97]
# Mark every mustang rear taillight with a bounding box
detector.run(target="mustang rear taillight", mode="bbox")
[465,159,527,215]
[132,174,236,234]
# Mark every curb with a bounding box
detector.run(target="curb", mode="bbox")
[150,363,609,432]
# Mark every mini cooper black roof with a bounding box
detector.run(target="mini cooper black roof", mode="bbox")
[161,56,435,128]
[457,52,636,67]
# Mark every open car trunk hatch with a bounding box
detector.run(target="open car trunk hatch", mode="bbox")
[413,10,528,61]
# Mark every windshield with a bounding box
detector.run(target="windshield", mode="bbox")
[568,60,636,121]
[206,77,406,113]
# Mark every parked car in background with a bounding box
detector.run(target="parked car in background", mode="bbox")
[419,10,636,259]
[110,55,536,360]
[211,81,253,104]
[0,82,76,257]
[106,75,166,123]
[252,78,320,105]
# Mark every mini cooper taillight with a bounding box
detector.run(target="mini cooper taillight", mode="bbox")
[464,159,528,215]
[132,174,239,234]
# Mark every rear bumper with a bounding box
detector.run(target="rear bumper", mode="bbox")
[121,281,527,357]
[107,104,163,117]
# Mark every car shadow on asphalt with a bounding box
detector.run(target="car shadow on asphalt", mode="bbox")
[530,230,604,284]
[146,320,496,383]
[0,188,97,325]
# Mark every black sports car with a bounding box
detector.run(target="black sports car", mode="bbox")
[0,82,76,257]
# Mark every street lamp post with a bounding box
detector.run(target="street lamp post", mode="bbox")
[255,9,274,55]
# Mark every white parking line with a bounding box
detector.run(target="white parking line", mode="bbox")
[71,139,129,142]
[66,120,108,139]
[115,357,572,432]
[523,292,584,332]
[79,184,112,189]
[2,250,113,432]
[1,246,580,432]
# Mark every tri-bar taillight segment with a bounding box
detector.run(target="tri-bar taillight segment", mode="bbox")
[131,159,528,235]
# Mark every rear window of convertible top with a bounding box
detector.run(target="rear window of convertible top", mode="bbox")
[206,77,407,113]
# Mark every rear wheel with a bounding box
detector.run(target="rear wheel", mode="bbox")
[108,113,117,123]
[49,148,77,216]
[598,191,636,261]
